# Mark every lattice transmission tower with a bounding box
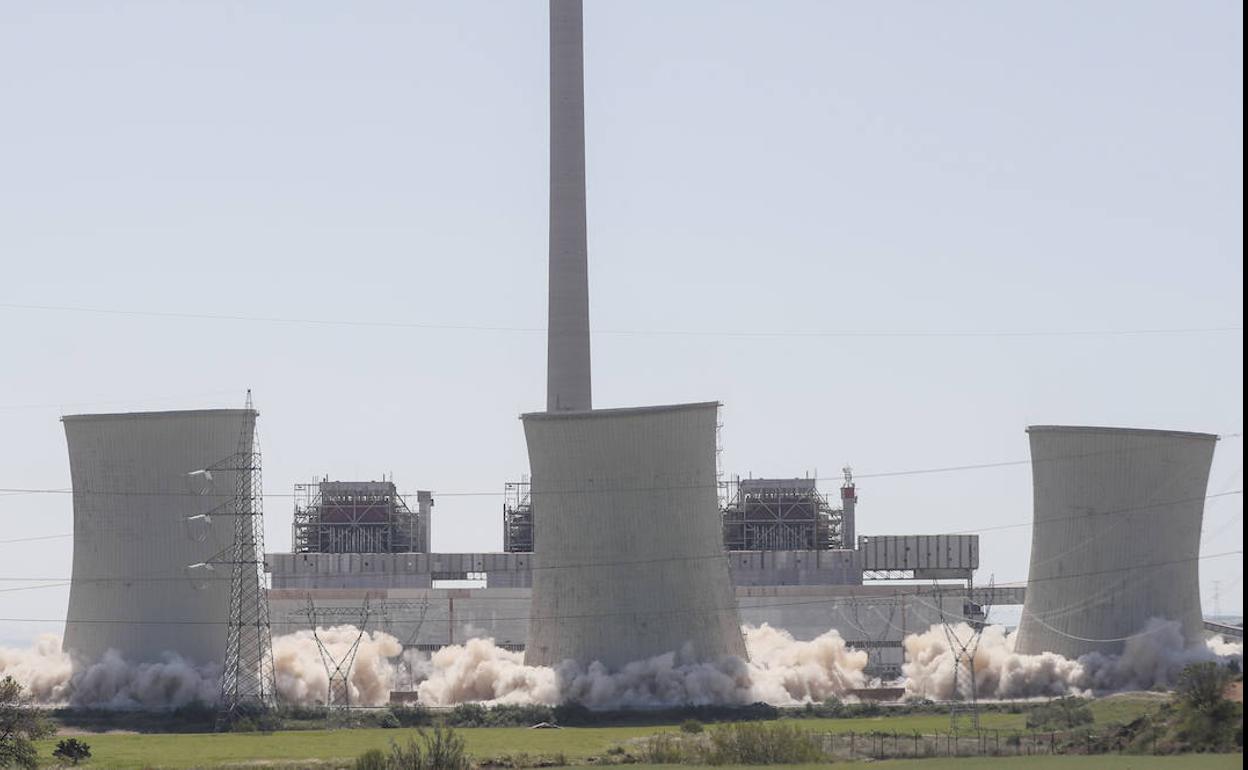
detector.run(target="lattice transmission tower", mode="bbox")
[218,390,278,721]
[301,596,373,710]
[936,576,993,732]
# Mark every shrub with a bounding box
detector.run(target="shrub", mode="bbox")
[52,737,92,765]
[389,705,432,727]
[354,748,388,770]
[639,733,689,764]
[390,727,470,770]
[447,703,488,727]
[680,719,705,734]
[483,703,555,727]
[379,712,402,729]
[1177,662,1233,712]
[704,722,822,764]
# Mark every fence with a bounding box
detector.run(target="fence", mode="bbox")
[817,728,1144,760]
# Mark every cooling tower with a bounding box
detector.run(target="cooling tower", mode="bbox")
[1015,425,1217,658]
[62,409,251,666]
[522,402,747,668]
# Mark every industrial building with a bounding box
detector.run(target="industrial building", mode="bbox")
[61,409,253,666]
[292,479,431,555]
[723,474,855,552]
[1015,425,1218,658]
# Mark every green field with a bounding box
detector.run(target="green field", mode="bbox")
[633,760,1243,770]
[30,694,1195,769]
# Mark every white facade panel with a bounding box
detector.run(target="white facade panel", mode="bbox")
[1015,426,1217,658]
[62,409,250,666]
[522,402,747,668]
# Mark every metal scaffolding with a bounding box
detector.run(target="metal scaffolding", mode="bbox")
[721,473,851,551]
[502,479,533,553]
[292,480,430,554]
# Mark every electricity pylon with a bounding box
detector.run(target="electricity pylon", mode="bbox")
[218,391,278,723]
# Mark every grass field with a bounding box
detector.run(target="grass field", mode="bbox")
[31,694,1186,769]
[631,760,1243,770]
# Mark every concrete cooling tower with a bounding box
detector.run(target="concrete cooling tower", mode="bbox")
[522,402,748,668]
[62,409,252,666]
[1015,425,1217,658]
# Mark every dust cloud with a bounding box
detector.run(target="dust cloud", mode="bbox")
[902,618,1244,700]
[3,620,1240,708]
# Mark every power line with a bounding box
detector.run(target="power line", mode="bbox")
[0,302,1240,340]
[0,549,1240,622]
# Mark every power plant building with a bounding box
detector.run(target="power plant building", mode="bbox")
[1015,425,1218,658]
[61,409,251,666]
[292,480,431,554]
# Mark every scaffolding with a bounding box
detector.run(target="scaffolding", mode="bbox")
[502,479,533,553]
[721,474,850,551]
[292,479,430,554]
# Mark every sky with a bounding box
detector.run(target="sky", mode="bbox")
[0,0,1242,647]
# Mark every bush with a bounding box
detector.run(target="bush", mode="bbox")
[704,722,823,764]
[680,719,705,734]
[379,712,402,729]
[446,703,488,727]
[354,748,388,770]
[52,737,92,765]
[482,703,555,727]
[639,733,690,764]
[1177,662,1233,712]
[390,727,470,770]
[1026,697,1094,730]
[389,706,432,727]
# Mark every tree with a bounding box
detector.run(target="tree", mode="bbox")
[52,738,92,766]
[0,676,53,770]
[1176,662,1232,712]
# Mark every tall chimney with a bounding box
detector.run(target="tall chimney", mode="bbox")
[547,0,592,412]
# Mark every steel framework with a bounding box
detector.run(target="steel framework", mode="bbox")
[218,391,278,721]
[502,479,533,553]
[721,475,848,551]
[936,577,993,731]
[301,597,373,709]
[292,480,429,554]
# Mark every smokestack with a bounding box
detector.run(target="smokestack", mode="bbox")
[547,0,592,412]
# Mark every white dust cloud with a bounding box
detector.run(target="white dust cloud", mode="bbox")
[0,634,218,708]
[902,618,1244,700]
[411,623,866,708]
[272,626,403,706]
[4,619,1240,708]
[1,623,866,708]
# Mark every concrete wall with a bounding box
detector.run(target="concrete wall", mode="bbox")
[522,402,747,668]
[1015,425,1217,658]
[62,409,250,666]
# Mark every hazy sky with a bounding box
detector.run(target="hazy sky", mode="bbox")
[0,1,1242,646]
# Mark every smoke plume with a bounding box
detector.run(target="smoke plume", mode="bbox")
[902,619,1244,700]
